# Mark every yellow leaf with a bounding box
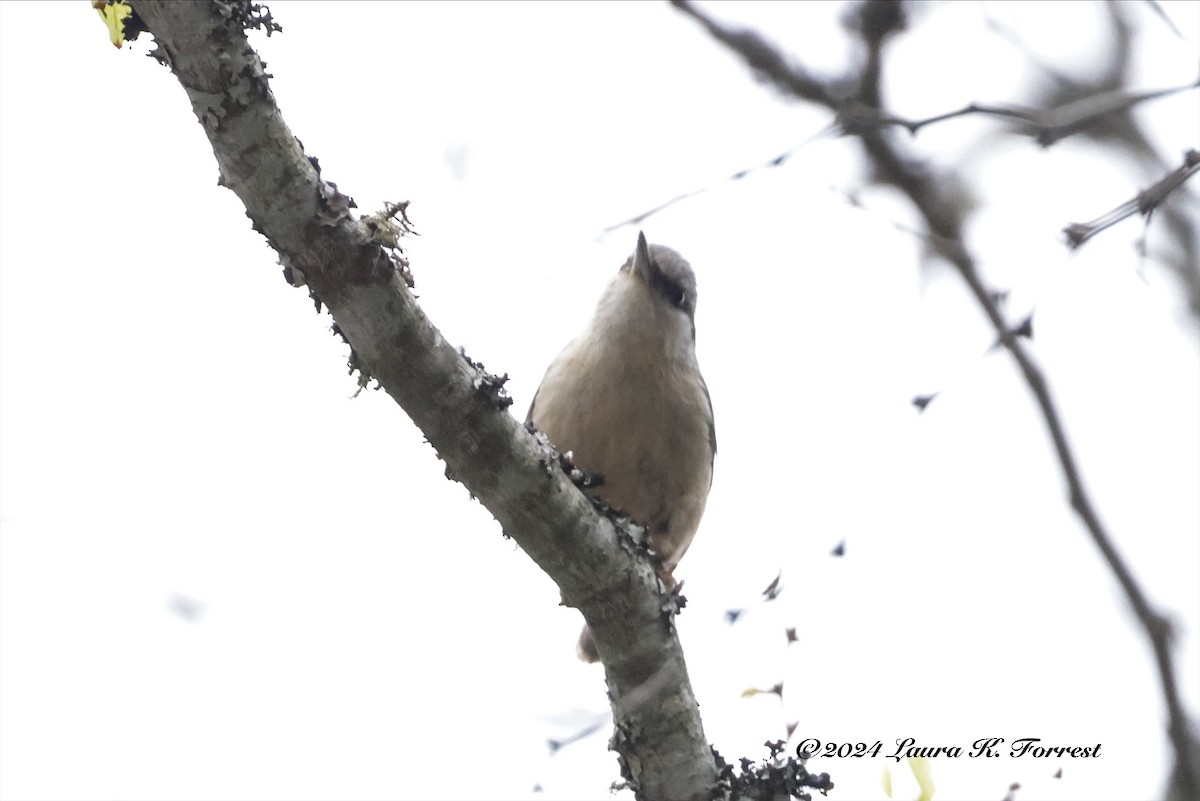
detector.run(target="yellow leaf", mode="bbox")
[93,0,133,48]
[909,757,935,801]
[880,765,893,798]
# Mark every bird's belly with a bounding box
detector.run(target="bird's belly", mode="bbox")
[550,381,709,539]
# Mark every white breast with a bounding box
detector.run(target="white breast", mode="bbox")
[531,271,713,573]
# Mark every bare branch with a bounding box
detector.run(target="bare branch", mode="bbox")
[840,79,1200,145]
[674,0,1197,149]
[1064,148,1200,248]
[128,2,716,798]
[674,2,1200,796]
[601,137,828,235]
[669,0,843,107]
[1144,0,1187,40]
[646,4,1197,245]
[980,2,1200,318]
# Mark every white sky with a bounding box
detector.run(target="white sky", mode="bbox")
[1,2,1198,800]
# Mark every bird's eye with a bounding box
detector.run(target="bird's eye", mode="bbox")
[654,273,687,309]
[647,262,689,311]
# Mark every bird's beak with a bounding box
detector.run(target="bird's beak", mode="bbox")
[632,231,653,282]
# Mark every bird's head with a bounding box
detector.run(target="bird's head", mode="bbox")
[621,231,698,322]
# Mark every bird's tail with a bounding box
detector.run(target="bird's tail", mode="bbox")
[577,623,600,663]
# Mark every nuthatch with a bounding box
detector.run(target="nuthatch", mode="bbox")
[528,232,716,662]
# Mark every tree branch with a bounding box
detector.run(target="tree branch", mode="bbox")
[668,0,843,107]
[840,79,1200,145]
[601,141,815,235]
[127,2,715,798]
[673,1,1199,797]
[983,1,1200,320]
[1064,148,1200,248]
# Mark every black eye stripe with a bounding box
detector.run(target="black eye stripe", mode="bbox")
[649,262,687,308]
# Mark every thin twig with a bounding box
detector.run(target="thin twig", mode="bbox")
[600,130,833,236]
[1064,148,1200,248]
[1144,0,1186,40]
[840,80,1200,145]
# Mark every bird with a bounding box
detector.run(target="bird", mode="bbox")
[528,231,716,662]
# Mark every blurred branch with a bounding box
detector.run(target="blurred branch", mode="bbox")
[670,0,1199,318]
[673,1,1200,797]
[671,0,1198,146]
[1064,148,1200,247]
[840,79,1200,145]
[983,1,1200,318]
[668,0,842,106]
[601,137,826,235]
[1144,0,1186,39]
